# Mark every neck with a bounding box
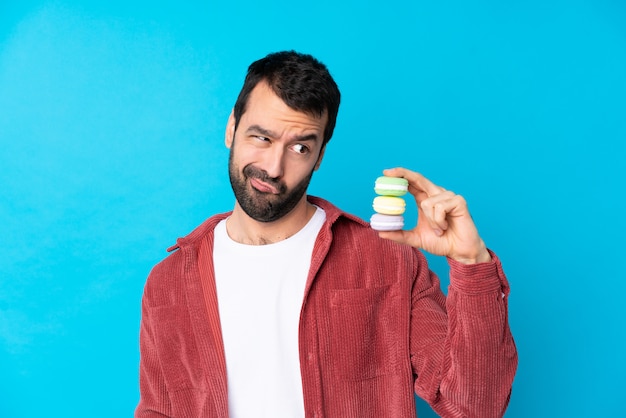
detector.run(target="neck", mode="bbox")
[226,196,316,245]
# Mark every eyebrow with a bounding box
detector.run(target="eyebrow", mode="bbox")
[246,124,320,143]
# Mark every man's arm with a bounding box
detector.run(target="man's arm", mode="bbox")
[410,248,517,416]
[135,296,172,417]
[379,167,518,416]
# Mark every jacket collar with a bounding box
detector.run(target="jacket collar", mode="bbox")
[167,195,368,253]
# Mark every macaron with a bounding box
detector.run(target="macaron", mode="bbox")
[374,176,408,197]
[372,196,406,215]
[370,213,404,231]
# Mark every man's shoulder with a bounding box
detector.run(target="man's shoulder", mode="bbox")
[145,211,230,286]
[308,195,369,228]
[165,211,230,253]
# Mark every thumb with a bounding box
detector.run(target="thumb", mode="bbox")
[378,229,423,249]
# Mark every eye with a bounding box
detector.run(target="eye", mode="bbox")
[292,143,310,155]
[254,136,270,143]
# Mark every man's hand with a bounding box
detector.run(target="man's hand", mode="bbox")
[377,167,491,265]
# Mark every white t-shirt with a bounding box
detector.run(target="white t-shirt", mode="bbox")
[213,206,326,418]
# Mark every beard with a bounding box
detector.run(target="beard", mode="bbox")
[228,148,315,223]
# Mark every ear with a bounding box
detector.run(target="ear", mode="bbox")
[314,144,326,171]
[225,110,236,149]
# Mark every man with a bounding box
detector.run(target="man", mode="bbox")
[136,50,517,417]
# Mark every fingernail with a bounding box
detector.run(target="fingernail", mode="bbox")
[434,228,443,236]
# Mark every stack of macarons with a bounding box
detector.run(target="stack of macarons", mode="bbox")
[370,176,409,231]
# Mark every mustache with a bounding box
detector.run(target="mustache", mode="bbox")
[243,165,287,193]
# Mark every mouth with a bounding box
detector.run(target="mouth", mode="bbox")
[249,177,280,194]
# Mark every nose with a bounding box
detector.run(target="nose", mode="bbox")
[260,145,285,180]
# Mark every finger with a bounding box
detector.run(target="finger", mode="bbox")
[420,192,464,232]
[383,167,444,199]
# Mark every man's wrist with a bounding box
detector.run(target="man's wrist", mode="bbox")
[451,243,492,265]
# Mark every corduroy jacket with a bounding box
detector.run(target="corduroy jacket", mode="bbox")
[136,196,517,417]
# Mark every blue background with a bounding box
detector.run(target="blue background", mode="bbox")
[1,1,624,416]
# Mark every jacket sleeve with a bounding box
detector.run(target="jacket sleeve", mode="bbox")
[135,293,173,417]
[410,249,518,418]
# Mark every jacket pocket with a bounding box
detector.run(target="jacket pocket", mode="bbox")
[328,284,400,380]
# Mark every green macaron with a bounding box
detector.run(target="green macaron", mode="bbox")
[374,176,409,197]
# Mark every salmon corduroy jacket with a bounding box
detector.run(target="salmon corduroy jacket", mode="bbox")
[136,196,517,417]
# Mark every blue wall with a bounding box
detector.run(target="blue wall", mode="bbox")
[1,1,624,416]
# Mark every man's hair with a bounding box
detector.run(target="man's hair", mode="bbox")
[232,50,341,146]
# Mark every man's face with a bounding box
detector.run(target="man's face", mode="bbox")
[225,81,327,222]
